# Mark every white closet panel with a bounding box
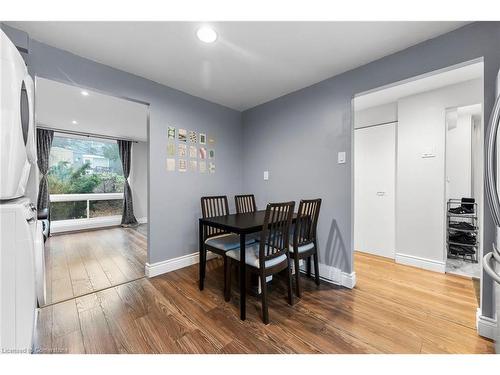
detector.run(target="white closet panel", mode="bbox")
[354,122,396,259]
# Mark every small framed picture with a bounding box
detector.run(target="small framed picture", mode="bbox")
[199,161,207,173]
[189,130,197,143]
[209,162,215,174]
[178,159,187,172]
[199,147,207,160]
[178,144,187,157]
[208,149,215,159]
[166,158,175,171]
[189,146,197,158]
[167,143,175,157]
[178,128,187,142]
[167,126,176,140]
[199,133,206,145]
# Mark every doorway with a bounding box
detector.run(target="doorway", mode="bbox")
[34,77,150,306]
[353,60,484,274]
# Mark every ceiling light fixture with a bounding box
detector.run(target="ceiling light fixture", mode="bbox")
[196,26,217,43]
[72,120,78,124]
[81,90,89,96]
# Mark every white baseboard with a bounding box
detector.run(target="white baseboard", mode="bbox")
[145,251,218,278]
[146,251,356,289]
[476,308,497,340]
[137,217,148,224]
[51,216,122,234]
[300,261,356,289]
[395,252,445,273]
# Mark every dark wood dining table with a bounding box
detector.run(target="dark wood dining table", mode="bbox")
[199,210,297,320]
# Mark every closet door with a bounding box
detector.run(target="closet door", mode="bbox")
[354,122,396,259]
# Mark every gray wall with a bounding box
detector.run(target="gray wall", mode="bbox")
[2,24,243,265]
[242,22,500,318]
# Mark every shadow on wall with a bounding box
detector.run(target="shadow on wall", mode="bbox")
[323,218,349,271]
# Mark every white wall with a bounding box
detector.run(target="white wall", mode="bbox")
[446,110,472,200]
[396,78,482,269]
[130,141,148,222]
[354,102,398,129]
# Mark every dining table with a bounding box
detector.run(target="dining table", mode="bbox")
[199,210,297,320]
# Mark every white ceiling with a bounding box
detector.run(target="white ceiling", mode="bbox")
[353,61,483,110]
[10,21,469,111]
[36,77,148,141]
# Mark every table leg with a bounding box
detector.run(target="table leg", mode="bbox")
[239,233,246,320]
[199,220,205,290]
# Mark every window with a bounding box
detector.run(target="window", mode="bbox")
[48,134,124,221]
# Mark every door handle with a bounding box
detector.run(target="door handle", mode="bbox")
[482,252,500,284]
[376,192,386,196]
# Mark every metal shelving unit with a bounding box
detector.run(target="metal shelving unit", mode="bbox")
[446,199,479,263]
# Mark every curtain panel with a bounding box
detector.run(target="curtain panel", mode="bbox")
[118,140,138,226]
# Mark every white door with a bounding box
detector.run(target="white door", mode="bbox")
[354,122,396,259]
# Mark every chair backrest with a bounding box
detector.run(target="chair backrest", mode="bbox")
[235,194,257,214]
[293,199,322,248]
[259,201,295,266]
[201,195,230,238]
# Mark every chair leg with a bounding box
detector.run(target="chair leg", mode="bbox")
[313,252,320,286]
[260,272,269,324]
[306,256,312,278]
[286,257,294,306]
[199,247,207,290]
[224,257,231,302]
[293,255,301,298]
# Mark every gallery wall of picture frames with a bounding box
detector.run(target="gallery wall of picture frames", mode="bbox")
[166,126,216,174]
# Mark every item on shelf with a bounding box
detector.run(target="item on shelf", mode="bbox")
[461,197,475,210]
[449,232,476,245]
[446,199,479,263]
[449,221,476,231]
[449,206,474,215]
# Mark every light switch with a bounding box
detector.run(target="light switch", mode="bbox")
[337,151,346,164]
[264,171,269,180]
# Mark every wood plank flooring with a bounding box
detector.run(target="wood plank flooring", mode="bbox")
[34,250,494,354]
[44,226,147,305]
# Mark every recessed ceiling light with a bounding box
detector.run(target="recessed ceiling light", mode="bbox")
[81,90,89,96]
[196,26,217,43]
[72,120,78,124]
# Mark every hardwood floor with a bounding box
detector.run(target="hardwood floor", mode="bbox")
[34,251,494,354]
[44,227,146,305]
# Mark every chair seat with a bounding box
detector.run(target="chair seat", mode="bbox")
[205,233,255,251]
[289,241,315,253]
[226,243,287,268]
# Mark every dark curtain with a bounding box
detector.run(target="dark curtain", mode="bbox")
[36,129,54,211]
[118,140,138,226]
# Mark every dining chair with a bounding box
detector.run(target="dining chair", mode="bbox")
[235,194,257,214]
[200,195,255,298]
[226,201,295,324]
[290,199,322,298]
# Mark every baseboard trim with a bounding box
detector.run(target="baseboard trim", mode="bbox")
[146,252,356,289]
[145,251,217,278]
[300,262,356,289]
[395,252,445,273]
[476,308,497,340]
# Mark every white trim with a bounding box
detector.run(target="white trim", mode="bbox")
[51,216,122,233]
[145,251,218,278]
[50,192,123,202]
[300,262,356,289]
[137,216,148,224]
[476,308,497,340]
[395,252,446,273]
